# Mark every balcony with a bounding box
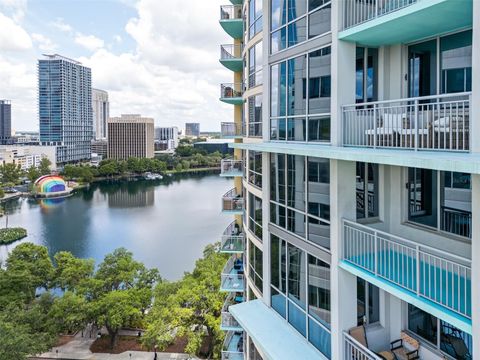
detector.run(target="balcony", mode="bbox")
[221,122,244,139]
[340,0,472,46]
[342,219,471,320]
[343,331,382,360]
[220,44,243,72]
[221,159,244,177]
[220,221,245,253]
[222,188,244,214]
[220,255,245,292]
[221,293,244,331]
[220,83,244,105]
[343,93,470,152]
[222,331,244,360]
[220,5,243,39]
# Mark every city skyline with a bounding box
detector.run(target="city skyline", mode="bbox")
[0,0,232,132]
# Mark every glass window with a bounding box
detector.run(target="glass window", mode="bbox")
[308,47,331,114]
[287,244,306,309]
[271,286,287,318]
[309,318,331,358]
[248,95,263,137]
[408,39,437,97]
[356,278,379,326]
[308,255,330,327]
[307,116,330,142]
[249,193,263,240]
[287,154,305,211]
[270,62,286,117]
[408,168,438,228]
[309,3,331,39]
[408,304,438,345]
[288,302,307,336]
[249,0,263,39]
[287,17,307,47]
[441,30,472,94]
[270,234,286,293]
[248,240,263,293]
[271,0,287,31]
[287,55,307,116]
[356,162,379,220]
[249,42,263,88]
[248,150,262,188]
[440,320,472,359]
[288,0,306,22]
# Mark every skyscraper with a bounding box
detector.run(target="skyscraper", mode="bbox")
[155,126,179,150]
[92,88,109,140]
[0,100,11,145]
[185,122,200,137]
[38,54,93,164]
[107,114,154,160]
[218,1,477,359]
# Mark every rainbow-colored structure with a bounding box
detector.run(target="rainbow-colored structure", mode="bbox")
[34,175,67,194]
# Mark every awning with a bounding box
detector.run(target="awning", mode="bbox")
[229,299,327,360]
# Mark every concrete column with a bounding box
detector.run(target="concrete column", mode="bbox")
[471,0,480,153]
[262,151,271,306]
[330,159,358,360]
[330,0,356,147]
[470,174,480,358]
[262,0,271,141]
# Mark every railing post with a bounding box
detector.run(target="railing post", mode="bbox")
[375,0,379,17]
[373,103,377,149]
[416,245,420,296]
[414,99,418,150]
[469,94,472,151]
[374,230,378,276]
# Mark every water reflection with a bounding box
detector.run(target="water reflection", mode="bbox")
[0,173,231,280]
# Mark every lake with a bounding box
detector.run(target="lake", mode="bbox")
[0,173,232,280]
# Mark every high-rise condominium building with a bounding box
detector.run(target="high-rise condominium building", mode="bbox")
[107,114,154,160]
[0,100,11,145]
[217,1,478,359]
[92,88,109,140]
[185,122,200,137]
[155,126,179,150]
[38,54,93,164]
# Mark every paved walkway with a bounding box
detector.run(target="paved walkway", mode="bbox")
[35,328,194,360]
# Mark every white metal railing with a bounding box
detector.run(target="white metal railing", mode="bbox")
[221,221,245,252]
[343,0,418,29]
[342,219,472,318]
[221,83,244,99]
[221,311,241,329]
[220,44,243,60]
[221,122,245,137]
[344,332,382,360]
[221,256,245,291]
[220,5,243,20]
[222,188,244,212]
[221,159,244,176]
[441,206,471,238]
[342,93,471,151]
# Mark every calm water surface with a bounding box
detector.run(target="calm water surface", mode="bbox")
[0,173,232,280]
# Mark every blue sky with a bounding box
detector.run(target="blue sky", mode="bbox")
[0,0,231,131]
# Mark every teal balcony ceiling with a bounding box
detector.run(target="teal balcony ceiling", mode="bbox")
[339,0,472,47]
[229,0,243,4]
[220,44,243,72]
[219,96,244,105]
[219,19,244,40]
[220,58,243,72]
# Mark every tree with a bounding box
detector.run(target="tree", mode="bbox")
[38,158,52,175]
[6,243,54,293]
[26,166,40,183]
[54,251,94,292]
[143,244,227,359]
[49,292,89,335]
[0,162,23,184]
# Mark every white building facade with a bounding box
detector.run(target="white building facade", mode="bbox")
[92,88,109,140]
[155,126,179,150]
[219,1,478,359]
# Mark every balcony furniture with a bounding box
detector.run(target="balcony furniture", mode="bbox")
[440,323,472,360]
[433,116,470,150]
[390,332,420,360]
[348,326,394,359]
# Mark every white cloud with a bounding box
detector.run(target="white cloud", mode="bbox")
[113,35,122,43]
[50,17,73,33]
[74,33,104,52]
[0,11,31,51]
[32,33,57,52]
[0,0,26,21]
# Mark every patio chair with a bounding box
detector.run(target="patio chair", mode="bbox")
[440,324,472,360]
[348,325,395,360]
[390,332,420,360]
[365,113,406,147]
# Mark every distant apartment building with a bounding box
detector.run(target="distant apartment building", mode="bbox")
[92,88,109,140]
[0,145,57,171]
[0,100,12,145]
[38,54,93,164]
[13,131,40,144]
[155,126,179,151]
[107,114,154,160]
[185,122,200,137]
[91,139,107,159]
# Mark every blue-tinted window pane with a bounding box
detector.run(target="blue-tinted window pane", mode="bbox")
[287,17,307,47]
[271,0,287,30]
[309,318,331,359]
[308,4,331,39]
[271,28,287,53]
[271,287,286,318]
[288,302,306,337]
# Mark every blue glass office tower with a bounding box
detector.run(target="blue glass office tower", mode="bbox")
[38,54,93,164]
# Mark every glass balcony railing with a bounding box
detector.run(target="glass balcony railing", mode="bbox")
[222,188,244,213]
[221,159,244,177]
[221,292,244,331]
[221,122,245,138]
[219,5,244,39]
[343,0,418,30]
[342,219,472,319]
[222,331,244,360]
[342,92,471,151]
[220,5,243,21]
[220,83,244,104]
[220,221,245,253]
[220,44,243,73]
[220,256,245,292]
